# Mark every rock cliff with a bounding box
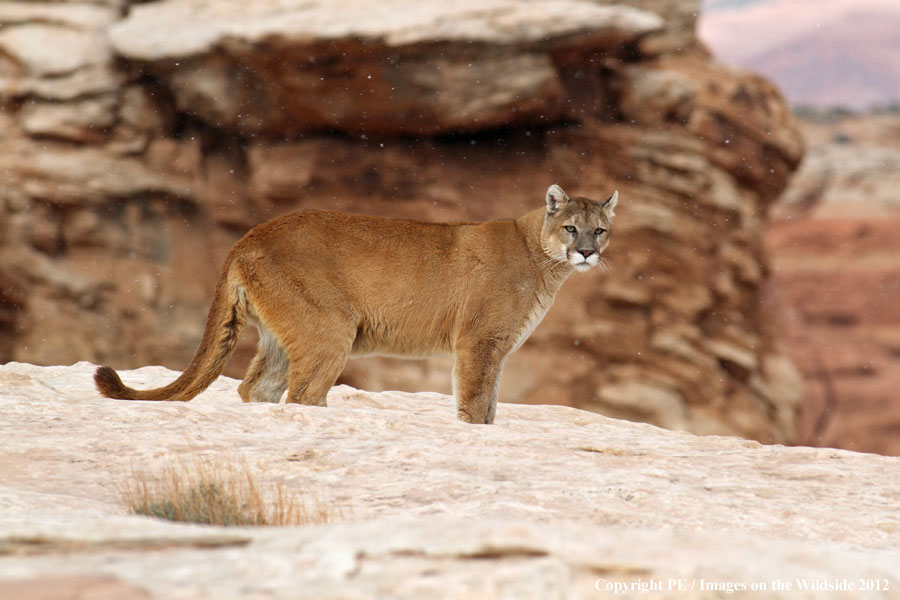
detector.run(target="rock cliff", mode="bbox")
[0,363,898,599]
[0,0,804,442]
[766,113,900,456]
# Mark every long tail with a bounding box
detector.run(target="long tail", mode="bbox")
[94,262,247,401]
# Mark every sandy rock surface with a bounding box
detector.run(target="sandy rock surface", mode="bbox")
[1,362,898,598]
[111,0,664,56]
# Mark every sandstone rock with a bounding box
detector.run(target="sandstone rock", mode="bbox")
[766,113,900,456]
[779,113,900,215]
[20,95,117,142]
[0,362,897,599]
[0,1,119,152]
[0,575,152,600]
[0,142,195,205]
[705,337,758,373]
[144,137,203,179]
[109,0,663,135]
[633,0,700,55]
[0,2,116,30]
[247,141,317,204]
[3,64,119,102]
[111,0,664,59]
[108,85,173,154]
[0,23,109,78]
[619,65,699,124]
[598,378,688,429]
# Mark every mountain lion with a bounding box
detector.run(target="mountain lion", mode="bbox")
[94,185,618,424]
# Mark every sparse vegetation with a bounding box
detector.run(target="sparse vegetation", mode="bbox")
[793,104,857,123]
[120,457,342,527]
[793,103,900,124]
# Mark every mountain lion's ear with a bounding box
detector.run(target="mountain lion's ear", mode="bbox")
[602,190,618,219]
[546,185,569,215]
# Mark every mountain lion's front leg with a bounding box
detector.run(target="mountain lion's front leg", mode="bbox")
[453,339,507,424]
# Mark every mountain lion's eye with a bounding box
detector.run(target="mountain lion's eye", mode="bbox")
[564,225,576,234]
[594,228,607,236]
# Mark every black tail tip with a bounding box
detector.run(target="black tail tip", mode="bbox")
[94,366,132,399]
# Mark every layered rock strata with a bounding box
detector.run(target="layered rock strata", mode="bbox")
[766,113,900,456]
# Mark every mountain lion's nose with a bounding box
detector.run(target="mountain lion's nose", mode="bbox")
[578,249,594,258]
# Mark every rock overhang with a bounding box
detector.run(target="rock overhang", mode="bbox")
[108,0,665,136]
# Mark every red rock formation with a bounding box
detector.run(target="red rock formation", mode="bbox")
[766,113,900,455]
[0,0,804,442]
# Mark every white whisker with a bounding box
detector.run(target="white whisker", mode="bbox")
[596,256,612,273]
[538,255,567,270]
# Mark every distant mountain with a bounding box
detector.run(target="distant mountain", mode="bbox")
[698,0,900,109]
[703,0,768,11]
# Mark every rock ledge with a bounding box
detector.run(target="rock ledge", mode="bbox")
[0,362,897,598]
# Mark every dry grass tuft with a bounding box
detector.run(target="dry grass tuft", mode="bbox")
[120,457,341,527]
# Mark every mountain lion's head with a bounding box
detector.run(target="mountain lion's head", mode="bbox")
[541,184,617,272]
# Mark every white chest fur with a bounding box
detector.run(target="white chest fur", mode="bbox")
[510,293,555,353]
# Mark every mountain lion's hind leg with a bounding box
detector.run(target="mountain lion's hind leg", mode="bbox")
[240,267,357,407]
[284,341,352,406]
[238,324,288,403]
[268,309,354,407]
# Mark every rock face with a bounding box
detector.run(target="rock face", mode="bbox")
[1,362,899,599]
[765,113,900,456]
[0,0,804,443]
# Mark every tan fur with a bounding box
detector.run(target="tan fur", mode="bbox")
[94,185,618,424]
